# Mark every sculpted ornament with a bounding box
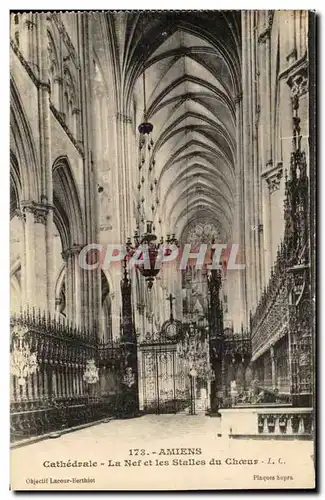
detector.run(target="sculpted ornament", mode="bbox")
[122,367,135,387]
[187,222,220,247]
[287,63,308,111]
[21,202,51,225]
[83,359,99,384]
[263,163,284,195]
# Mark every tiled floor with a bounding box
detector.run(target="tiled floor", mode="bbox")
[11,415,315,490]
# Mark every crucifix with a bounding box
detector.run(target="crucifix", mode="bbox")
[166,293,175,322]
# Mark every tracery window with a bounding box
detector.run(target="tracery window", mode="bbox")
[63,65,81,139]
[47,17,81,140]
[63,68,77,134]
[47,31,60,110]
[11,13,37,69]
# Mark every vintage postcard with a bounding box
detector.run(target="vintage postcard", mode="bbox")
[9,10,316,491]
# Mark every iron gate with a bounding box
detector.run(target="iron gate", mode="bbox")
[138,342,194,414]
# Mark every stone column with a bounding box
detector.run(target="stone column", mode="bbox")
[61,245,83,327]
[287,10,297,64]
[37,14,54,314]
[21,202,53,313]
[14,210,27,308]
[250,12,264,302]
[257,12,273,168]
[115,111,134,244]
[257,12,274,291]
[110,266,122,340]
[241,11,254,312]
[78,14,100,334]
[22,208,36,308]
[264,27,272,167]
[235,92,247,327]
[247,12,258,307]
[90,80,107,339]
[61,251,71,322]
[261,163,284,281]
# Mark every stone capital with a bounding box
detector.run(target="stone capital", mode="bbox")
[287,61,308,106]
[262,162,284,195]
[61,244,83,260]
[20,201,53,224]
[13,208,26,222]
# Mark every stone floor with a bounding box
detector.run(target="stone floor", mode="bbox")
[10,414,315,491]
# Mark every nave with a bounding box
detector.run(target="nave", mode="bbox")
[10,11,315,477]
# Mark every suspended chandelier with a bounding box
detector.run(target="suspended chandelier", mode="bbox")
[10,325,38,386]
[126,36,178,289]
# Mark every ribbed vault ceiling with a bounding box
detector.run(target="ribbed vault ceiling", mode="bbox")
[103,12,241,242]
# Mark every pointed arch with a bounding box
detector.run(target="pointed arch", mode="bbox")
[272,33,281,162]
[10,77,40,201]
[52,155,84,251]
[47,29,61,109]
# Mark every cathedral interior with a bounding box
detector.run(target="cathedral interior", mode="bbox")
[10,11,315,445]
